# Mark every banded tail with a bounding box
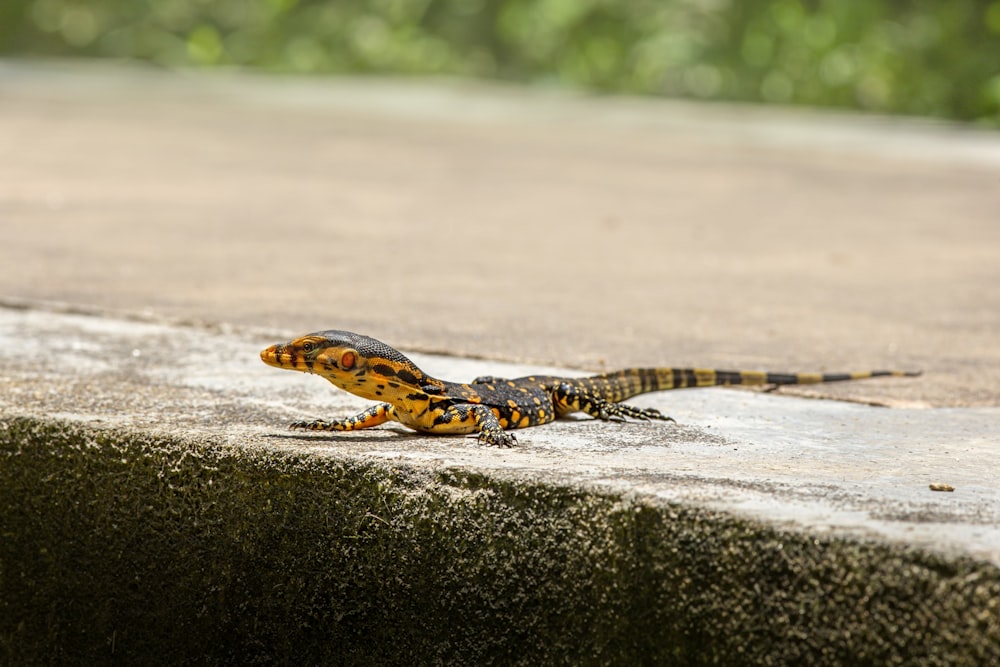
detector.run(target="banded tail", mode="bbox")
[574,368,922,403]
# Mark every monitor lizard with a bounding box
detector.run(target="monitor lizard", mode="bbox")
[260,330,920,447]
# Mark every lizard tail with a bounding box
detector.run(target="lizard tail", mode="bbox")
[582,368,921,402]
[662,368,923,388]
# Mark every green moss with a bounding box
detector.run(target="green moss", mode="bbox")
[2,416,998,665]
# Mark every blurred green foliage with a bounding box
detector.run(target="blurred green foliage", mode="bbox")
[2,0,999,123]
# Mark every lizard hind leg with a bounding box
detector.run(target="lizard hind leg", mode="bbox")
[431,403,518,447]
[472,405,518,447]
[553,383,676,423]
[290,402,396,431]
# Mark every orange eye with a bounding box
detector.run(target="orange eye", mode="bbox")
[341,351,356,370]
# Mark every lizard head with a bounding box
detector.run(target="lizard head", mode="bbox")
[260,331,362,376]
[260,330,430,399]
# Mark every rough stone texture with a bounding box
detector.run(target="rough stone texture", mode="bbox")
[4,417,999,666]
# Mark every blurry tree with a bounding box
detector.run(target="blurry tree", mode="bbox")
[1,0,997,124]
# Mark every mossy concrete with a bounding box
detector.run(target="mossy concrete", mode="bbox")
[4,416,999,666]
[1,306,999,664]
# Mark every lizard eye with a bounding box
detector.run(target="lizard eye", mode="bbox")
[302,342,314,353]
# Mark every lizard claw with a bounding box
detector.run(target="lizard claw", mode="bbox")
[477,429,518,448]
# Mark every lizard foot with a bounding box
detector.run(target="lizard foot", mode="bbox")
[477,428,518,448]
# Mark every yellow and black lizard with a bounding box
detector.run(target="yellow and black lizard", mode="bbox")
[260,330,920,447]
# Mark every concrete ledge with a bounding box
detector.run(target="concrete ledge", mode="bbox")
[4,415,999,665]
[4,61,999,663]
[2,305,999,663]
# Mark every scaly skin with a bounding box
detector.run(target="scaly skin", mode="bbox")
[260,330,920,447]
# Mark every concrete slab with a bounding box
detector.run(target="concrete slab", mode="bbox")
[3,305,999,662]
[2,60,999,408]
[2,306,997,565]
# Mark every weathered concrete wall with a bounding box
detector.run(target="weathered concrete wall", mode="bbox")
[4,416,998,665]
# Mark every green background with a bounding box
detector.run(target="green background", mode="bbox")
[3,0,999,123]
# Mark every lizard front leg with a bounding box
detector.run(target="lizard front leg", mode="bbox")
[553,383,675,423]
[290,403,396,431]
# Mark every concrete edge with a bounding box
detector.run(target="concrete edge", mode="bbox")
[3,415,998,665]
[0,296,942,408]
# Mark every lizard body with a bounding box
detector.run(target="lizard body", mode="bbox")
[260,330,920,447]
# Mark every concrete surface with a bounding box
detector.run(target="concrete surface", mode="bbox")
[2,60,1000,662]
[2,306,999,664]
[2,60,1000,408]
[2,306,998,563]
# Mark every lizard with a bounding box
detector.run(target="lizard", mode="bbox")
[260,330,920,448]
